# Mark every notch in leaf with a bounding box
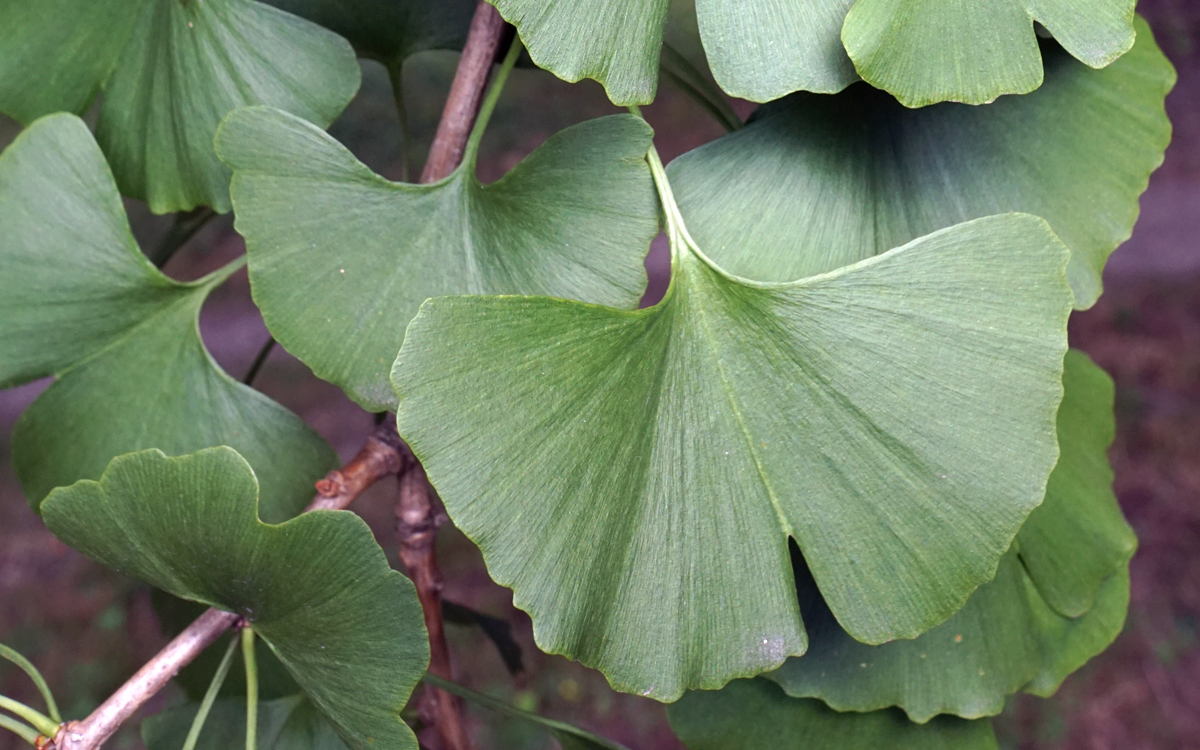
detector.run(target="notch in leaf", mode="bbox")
[0,114,337,520]
[43,447,430,750]
[390,136,1074,698]
[667,20,1174,310]
[215,47,658,411]
[0,0,360,213]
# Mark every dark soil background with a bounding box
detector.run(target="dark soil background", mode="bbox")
[1,2,1197,748]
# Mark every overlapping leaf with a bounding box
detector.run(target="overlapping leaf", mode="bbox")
[144,696,348,750]
[392,191,1073,699]
[668,679,998,750]
[261,0,476,63]
[0,115,336,519]
[43,447,430,750]
[0,0,360,213]
[668,22,1174,309]
[216,107,658,411]
[486,0,1137,105]
[842,0,1135,106]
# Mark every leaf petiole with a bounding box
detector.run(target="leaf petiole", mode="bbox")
[181,634,241,750]
[0,695,59,738]
[241,627,258,750]
[0,644,61,723]
[461,37,525,168]
[0,713,39,747]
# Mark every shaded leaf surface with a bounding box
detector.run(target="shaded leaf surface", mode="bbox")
[843,0,1135,105]
[144,696,347,750]
[43,448,429,750]
[668,23,1174,309]
[0,0,359,213]
[392,212,1072,699]
[217,108,657,411]
[0,115,336,519]
[668,679,998,750]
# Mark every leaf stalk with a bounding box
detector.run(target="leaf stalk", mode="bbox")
[0,696,58,738]
[0,644,61,723]
[241,628,258,750]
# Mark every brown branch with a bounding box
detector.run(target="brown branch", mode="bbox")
[308,419,411,512]
[419,1,508,183]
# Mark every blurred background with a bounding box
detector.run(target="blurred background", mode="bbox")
[0,1,1196,748]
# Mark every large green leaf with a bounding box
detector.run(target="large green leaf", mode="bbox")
[842,0,1136,106]
[43,448,429,750]
[0,114,336,519]
[216,107,658,411]
[668,679,998,750]
[768,349,1133,720]
[667,22,1174,309]
[0,0,359,213]
[392,180,1073,699]
[144,696,347,750]
[261,0,476,63]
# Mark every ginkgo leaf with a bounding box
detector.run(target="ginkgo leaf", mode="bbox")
[0,0,360,213]
[767,349,1133,720]
[144,696,348,750]
[842,0,1136,106]
[261,0,476,63]
[667,22,1174,309]
[668,679,998,750]
[42,447,429,750]
[216,106,658,411]
[392,170,1074,701]
[0,114,337,520]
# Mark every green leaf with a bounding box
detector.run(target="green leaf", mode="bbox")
[216,107,658,411]
[0,0,360,213]
[144,696,348,750]
[260,0,476,63]
[392,201,1073,699]
[667,21,1174,309]
[768,350,1133,720]
[843,0,1136,106]
[668,679,998,750]
[43,447,429,750]
[0,114,336,519]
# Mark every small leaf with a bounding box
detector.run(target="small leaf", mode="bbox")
[668,21,1174,309]
[261,0,476,63]
[668,679,998,750]
[43,448,429,750]
[0,114,336,519]
[0,0,360,213]
[392,211,1072,699]
[842,0,1136,106]
[216,107,658,411]
[143,695,348,750]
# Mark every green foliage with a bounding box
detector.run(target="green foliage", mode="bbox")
[669,679,999,750]
[0,114,336,518]
[215,106,658,411]
[41,448,429,750]
[0,0,360,212]
[144,696,348,750]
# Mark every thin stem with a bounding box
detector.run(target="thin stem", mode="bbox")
[658,44,741,133]
[242,337,276,386]
[387,60,414,183]
[241,629,258,750]
[460,38,524,169]
[0,696,57,738]
[0,714,39,747]
[181,635,240,750]
[0,644,61,723]
[150,208,216,268]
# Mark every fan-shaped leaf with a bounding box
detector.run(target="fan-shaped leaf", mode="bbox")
[261,0,476,63]
[42,448,429,750]
[144,696,347,750]
[668,679,998,750]
[0,0,359,213]
[0,115,336,519]
[392,203,1073,699]
[842,0,1135,106]
[216,107,657,411]
[667,22,1174,309]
